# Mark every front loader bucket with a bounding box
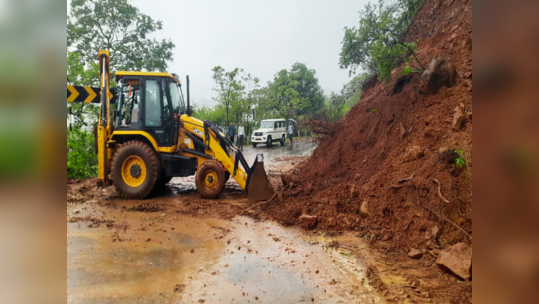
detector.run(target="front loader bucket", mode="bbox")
[247,156,275,201]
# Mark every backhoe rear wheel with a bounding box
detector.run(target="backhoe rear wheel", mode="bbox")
[195,160,226,199]
[111,141,159,199]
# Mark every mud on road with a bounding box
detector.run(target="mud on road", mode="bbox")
[69,141,396,304]
[67,139,461,303]
[69,151,373,304]
[67,140,464,304]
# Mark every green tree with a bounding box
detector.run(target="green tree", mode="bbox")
[67,51,100,127]
[211,66,245,119]
[341,73,370,109]
[339,0,424,80]
[67,0,175,179]
[236,73,261,135]
[325,92,347,122]
[265,63,324,119]
[68,0,174,73]
[194,105,227,127]
[67,52,99,179]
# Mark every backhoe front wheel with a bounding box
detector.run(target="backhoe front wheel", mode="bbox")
[111,141,159,199]
[195,160,226,199]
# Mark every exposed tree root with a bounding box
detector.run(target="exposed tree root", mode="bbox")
[308,120,336,135]
[422,205,472,240]
[391,173,416,189]
[245,193,278,211]
[430,178,450,203]
[399,173,416,183]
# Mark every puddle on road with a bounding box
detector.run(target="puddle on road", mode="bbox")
[182,217,383,303]
[68,215,383,304]
[67,215,228,304]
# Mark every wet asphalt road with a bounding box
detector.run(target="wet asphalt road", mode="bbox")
[238,140,317,166]
[67,214,383,304]
[166,139,318,194]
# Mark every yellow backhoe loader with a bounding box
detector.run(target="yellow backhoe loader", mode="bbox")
[67,50,274,201]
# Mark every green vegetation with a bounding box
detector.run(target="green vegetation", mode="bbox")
[339,0,424,80]
[401,65,411,76]
[67,0,174,179]
[325,93,347,122]
[197,62,326,136]
[67,128,98,179]
[68,0,174,72]
[455,150,465,168]
[65,0,425,179]
[455,149,472,177]
[264,63,325,118]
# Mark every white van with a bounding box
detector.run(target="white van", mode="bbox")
[251,119,287,147]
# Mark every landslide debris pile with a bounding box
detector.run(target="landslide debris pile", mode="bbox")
[266,0,473,253]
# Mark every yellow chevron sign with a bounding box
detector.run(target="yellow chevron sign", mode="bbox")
[83,86,97,103]
[67,85,117,104]
[67,85,79,102]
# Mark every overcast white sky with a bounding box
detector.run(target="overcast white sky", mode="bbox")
[70,0,369,107]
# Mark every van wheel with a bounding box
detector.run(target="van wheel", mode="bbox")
[253,143,257,148]
[280,135,285,146]
[266,136,272,147]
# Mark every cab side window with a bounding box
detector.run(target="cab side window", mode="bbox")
[145,79,162,127]
[161,79,171,120]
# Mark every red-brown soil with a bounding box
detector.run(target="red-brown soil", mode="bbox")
[252,0,473,302]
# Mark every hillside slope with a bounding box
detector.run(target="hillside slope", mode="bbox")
[256,0,473,302]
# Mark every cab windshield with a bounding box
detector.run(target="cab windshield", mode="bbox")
[259,121,275,129]
[169,82,185,114]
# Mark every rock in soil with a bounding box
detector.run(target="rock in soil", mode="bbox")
[404,146,424,162]
[408,248,423,259]
[421,58,457,94]
[436,242,472,279]
[299,214,318,230]
[452,105,469,131]
[360,201,369,218]
[425,225,440,240]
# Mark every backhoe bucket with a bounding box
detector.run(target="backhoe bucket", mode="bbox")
[247,155,275,201]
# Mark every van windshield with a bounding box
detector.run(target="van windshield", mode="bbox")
[260,121,275,129]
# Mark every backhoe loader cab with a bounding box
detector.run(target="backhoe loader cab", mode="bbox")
[113,72,184,145]
[77,50,275,201]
